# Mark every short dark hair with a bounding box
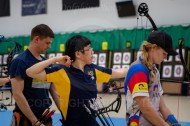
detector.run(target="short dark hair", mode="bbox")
[31,24,54,40]
[65,35,91,61]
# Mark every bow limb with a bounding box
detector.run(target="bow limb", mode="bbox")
[138,3,190,80]
[97,89,121,114]
[179,39,190,79]
[95,80,122,126]
[138,3,158,31]
[5,42,22,76]
[79,79,122,126]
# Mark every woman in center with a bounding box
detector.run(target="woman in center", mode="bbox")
[26,35,128,126]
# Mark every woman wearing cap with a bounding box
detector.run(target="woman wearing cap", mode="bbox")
[26,35,128,126]
[124,31,180,126]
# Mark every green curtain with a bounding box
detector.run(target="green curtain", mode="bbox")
[0,25,190,54]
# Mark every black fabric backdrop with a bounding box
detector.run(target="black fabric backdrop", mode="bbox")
[62,0,99,10]
[0,0,10,17]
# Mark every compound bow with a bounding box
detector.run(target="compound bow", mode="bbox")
[138,3,158,31]
[137,2,189,125]
[3,42,22,76]
[138,3,189,82]
[83,80,122,126]
[0,41,22,111]
[96,80,122,126]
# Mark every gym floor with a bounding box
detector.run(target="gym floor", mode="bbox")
[0,90,190,126]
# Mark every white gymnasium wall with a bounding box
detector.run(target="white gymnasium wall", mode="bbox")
[0,0,190,37]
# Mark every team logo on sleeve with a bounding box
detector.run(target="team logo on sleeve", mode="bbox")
[138,83,147,90]
[88,71,95,80]
[132,82,148,94]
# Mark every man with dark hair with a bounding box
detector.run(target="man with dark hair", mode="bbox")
[9,24,57,126]
[26,35,128,126]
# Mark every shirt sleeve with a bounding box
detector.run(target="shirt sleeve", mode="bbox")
[125,64,150,98]
[10,58,27,79]
[45,64,64,82]
[93,64,112,83]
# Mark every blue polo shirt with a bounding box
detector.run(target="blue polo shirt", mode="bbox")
[45,64,112,126]
[10,49,52,118]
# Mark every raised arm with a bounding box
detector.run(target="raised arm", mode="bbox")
[111,68,128,79]
[26,56,71,80]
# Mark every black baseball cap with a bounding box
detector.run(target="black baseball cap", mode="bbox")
[147,31,178,56]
